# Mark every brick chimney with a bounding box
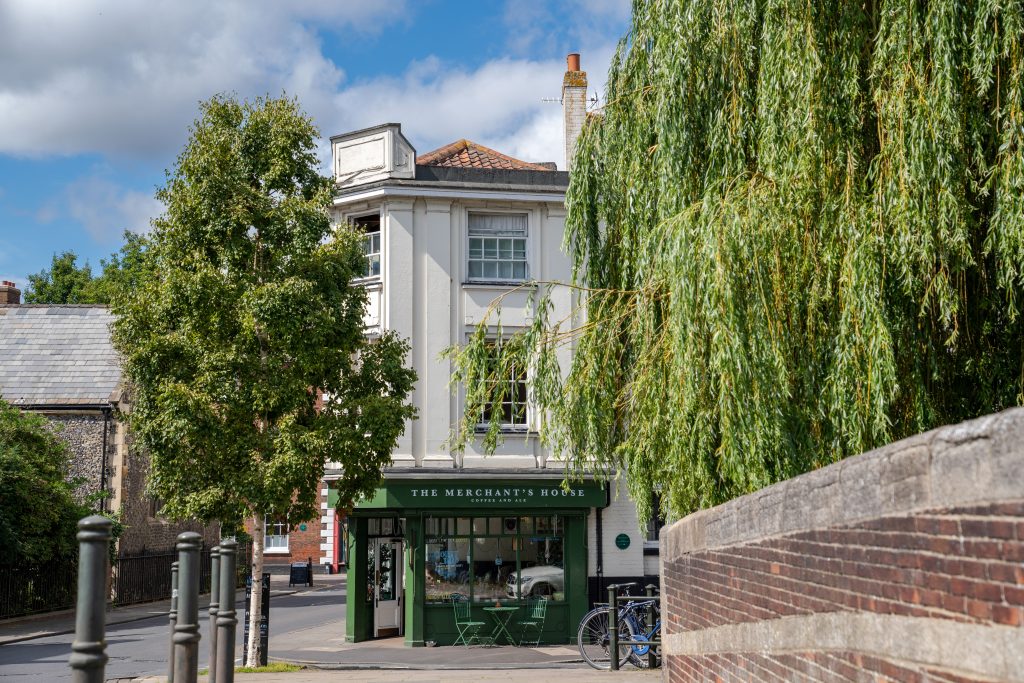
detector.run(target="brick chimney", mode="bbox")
[0,280,20,305]
[562,52,588,173]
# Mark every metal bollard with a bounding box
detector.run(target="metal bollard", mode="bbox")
[173,532,203,683]
[68,515,112,683]
[645,584,657,669]
[168,561,178,683]
[607,585,619,671]
[208,546,220,683]
[215,539,238,683]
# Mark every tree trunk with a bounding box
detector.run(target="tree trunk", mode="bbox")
[246,512,265,667]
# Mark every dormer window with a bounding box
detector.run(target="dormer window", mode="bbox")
[468,213,528,282]
[353,214,381,278]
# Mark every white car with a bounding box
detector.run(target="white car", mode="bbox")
[506,564,563,598]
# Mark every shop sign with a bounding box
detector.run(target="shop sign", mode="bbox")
[346,479,605,510]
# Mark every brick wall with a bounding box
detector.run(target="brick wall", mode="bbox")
[661,408,1024,682]
[244,483,325,571]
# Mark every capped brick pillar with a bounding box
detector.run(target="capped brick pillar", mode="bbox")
[562,53,588,173]
[0,280,20,304]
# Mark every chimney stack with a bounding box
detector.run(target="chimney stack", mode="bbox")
[562,52,587,173]
[0,280,21,305]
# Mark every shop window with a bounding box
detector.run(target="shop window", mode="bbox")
[265,517,288,553]
[352,214,381,279]
[425,537,471,602]
[424,514,565,603]
[467,212,528,282]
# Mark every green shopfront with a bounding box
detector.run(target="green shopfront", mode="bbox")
[333,475,607,646]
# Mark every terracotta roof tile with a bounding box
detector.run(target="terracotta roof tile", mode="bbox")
[416,139,555,171]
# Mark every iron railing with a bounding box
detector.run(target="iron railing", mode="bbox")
[0,559,78,619]
[0,542,251,618]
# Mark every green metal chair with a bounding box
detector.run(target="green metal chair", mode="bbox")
[517,597,548,646]
[451,594,485,647]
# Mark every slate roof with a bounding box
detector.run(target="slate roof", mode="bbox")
[0,305,121,407]
[416,139,557,171]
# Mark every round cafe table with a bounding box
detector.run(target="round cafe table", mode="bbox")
[482,606,519,646]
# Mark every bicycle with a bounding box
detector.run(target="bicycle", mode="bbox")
[577,583,661,670]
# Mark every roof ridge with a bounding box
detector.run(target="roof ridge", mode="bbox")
[416,139,553,171]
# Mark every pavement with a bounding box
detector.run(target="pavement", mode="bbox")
[131,670,660,683]
[1,572,662,680]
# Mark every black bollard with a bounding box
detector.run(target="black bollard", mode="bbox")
[173,532,202,682]
[68,515,112,683]
[168,560,178,683]
[215,539,238,683]
[208,546,220,683]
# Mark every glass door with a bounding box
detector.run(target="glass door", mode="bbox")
[373,537,403,636]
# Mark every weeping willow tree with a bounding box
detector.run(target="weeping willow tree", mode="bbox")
[450,0,1024,523]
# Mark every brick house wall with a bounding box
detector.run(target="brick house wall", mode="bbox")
[244,484,326,572]
[661,408,1024,683]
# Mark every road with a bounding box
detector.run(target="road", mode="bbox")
[0,579,346,681]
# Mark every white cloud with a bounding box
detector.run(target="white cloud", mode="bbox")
[0,0,622,171]
[323,42,617,170]
[0,0,406,159]
[38,175,164,244]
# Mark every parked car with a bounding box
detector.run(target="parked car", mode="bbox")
[506,564,563,598]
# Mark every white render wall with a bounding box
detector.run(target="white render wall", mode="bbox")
[333,196,571,467]
[587,476,646,578]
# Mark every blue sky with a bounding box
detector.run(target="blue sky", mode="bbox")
[0,0,629,290]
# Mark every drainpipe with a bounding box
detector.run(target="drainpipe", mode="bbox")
[99,407,110,513]
[595,505,604,603]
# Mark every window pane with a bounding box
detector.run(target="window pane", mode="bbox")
[483,261,498,279]
[469,238,483,259]
[513,262,527,279]
[498,261,512,279]
[517,534,564,600]
[468,261,482,278]
[499,239,513,259]
[426,538,470,602]
[456,517,471,535]
[484,240,498,259]
[472,517,488,535]
[472,536,515,602]
[513,240,526,259]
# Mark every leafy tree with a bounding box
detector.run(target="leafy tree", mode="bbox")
[452,0,1024,524]
[25,251,99,304]
[0,400,93,564]
[25,235,151,305]
[111,94,416,665]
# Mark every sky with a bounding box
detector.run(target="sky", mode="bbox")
[0,0,630,291]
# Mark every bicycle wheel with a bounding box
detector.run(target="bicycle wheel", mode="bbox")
[628,631,658,668]
[577,607,634,670]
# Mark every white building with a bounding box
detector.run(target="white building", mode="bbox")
[326,56,660,646]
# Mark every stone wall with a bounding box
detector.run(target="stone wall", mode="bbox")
[45,412,114,504]
[42,409,217,555]
[661,408,1024,683]
[117,429,218,555]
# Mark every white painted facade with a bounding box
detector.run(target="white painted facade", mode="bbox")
[322,122,657,587]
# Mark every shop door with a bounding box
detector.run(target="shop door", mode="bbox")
[373,537,403,637]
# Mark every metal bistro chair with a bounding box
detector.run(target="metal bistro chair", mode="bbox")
[451,594,485,647]
[517,596,548,646]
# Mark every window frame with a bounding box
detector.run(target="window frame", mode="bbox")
[465,211,530,284]
[264,517,290,554]
[475,338,530,433]
[347,211,382,281]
